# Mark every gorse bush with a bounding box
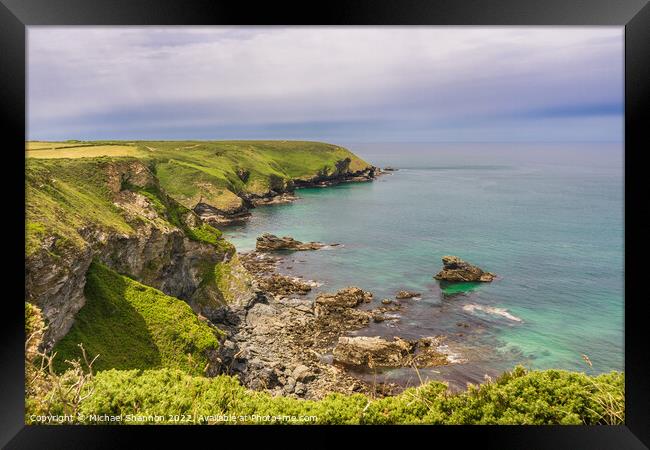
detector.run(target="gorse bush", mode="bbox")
[68,366,623,425]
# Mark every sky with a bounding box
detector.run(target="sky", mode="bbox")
[27,27,623,142]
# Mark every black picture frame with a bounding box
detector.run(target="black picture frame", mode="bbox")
[2,0,648,447]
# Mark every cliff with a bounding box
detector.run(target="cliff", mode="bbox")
[25,140,375,348]
[25,156,253,346]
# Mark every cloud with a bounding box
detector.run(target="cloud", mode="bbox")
[27,26,623,141]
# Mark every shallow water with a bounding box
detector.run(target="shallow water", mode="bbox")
[223,142,624,390]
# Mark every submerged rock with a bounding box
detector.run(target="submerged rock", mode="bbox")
[395,290,421,299]
[256,233,327,252]
[434,255,496,282]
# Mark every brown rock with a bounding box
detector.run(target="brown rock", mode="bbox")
[434,255,496,282]
[395,290,421,299]
[256,233,327,252]
[315,287,373,309]
[333,336,415,368]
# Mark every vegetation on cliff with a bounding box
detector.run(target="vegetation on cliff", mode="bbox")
[26,140,373,214]
[52,262,222,376]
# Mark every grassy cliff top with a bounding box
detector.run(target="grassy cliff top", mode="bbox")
[25,157,229,257]
[26,140,373,211]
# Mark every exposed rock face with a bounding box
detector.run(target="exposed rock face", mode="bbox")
[292,164,377,188]
[333,335,449,369]
[256,233,327,252]
[251,192,298,207]
[194,202,251,226]
[434,256,496,282]
[25,160,255,347]
[25,239,94,346]
[395,290,421,299]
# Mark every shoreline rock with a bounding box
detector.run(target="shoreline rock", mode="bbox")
[256,233,328,252]
[395,290,421,299]
[434,256,496,282]
[333,335,449,369]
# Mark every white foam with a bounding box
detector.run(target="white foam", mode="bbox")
[436,344,466,364]
[463,304,523,322]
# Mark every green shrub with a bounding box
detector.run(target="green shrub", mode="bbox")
[72,366,623,425]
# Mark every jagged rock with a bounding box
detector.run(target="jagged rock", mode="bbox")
[381,298,393,305]
[434,256,496,282]
[395,290,421,299]
[333,335,449,369]
[256,233,326,251]
[236,167,250,183]
[315,287,373,310]
[258,274,312,296]
[333,336,415,368]
[194,202,251,226]
[252,192,298,206]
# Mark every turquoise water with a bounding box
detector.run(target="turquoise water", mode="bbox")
[223,143,624,389]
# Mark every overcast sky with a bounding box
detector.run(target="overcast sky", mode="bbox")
[27,27,623,142]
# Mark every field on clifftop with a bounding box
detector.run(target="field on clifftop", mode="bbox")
[26,140,372,212]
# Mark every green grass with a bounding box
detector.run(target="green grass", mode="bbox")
[52,262,222,376]
[144,140,371,209]
[26,158,135,255]
[26,144,143,159]
[26,140,372,255]
[72,366,623,425]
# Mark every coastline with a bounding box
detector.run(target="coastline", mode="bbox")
[196,165,381,226]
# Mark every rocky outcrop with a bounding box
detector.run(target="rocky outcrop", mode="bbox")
[395,290,421,299]
[292,163,377,188]
[251,192,298,207]
[315,287,373,310]
[434,256,496,282]
[333,336,449,369]
[333,336,414,368]
[256,233,328,252]
[26,160,254,347]
[194,202,251,226]
[258,274,313,297]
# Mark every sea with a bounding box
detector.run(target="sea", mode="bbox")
[222,142,624,390]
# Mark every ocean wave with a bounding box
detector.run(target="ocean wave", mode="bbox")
[462,304,523,322]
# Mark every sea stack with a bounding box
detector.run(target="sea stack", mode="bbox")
[434,255,496,282]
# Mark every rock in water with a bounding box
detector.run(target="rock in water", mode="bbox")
[256,233,326,251]
[434,255,496,282]
[395,290,421,299]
